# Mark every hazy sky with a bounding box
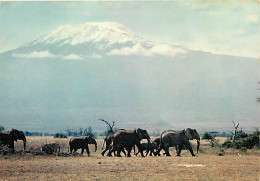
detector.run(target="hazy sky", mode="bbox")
[1,0,259,58]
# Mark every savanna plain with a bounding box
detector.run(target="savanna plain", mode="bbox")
[0,137,259,181]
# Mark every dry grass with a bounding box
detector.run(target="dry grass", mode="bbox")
[1,137,259,180]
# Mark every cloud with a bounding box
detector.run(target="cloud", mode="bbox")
[107,43,187,57]
[12,51,57,58]
[62,54,83,60]
[86,53,102,59]
[150,44,187,57]
[245,15,259,24]
[107,43,151,56]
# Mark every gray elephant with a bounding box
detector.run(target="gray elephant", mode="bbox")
[0,129,26,151]
[107,128,150,157]
[69,136,97,156]
[157,128,200,157]
[153,136,178,156]
[42,143,60,154]
[101,129,127,156]
[134,141,158,156]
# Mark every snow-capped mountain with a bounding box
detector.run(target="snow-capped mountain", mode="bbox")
[34,22,146,46]
[1,22,259,132]
[6,22,187,60]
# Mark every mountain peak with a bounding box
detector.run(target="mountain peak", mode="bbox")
[33,22,143,46]
[6,22,187,60]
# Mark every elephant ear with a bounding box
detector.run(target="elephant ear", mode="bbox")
[193,129,200,140]
[10,129,18,141]
[134,128,142,140]
[85,136,89,143]
[185,128,194,140]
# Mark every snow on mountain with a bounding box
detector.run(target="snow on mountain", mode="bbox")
[34,22,144,46]
[7,22,187,59]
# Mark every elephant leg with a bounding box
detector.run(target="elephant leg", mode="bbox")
[101,146,108,156]
[136,143,144,157]
[145,147,150,156]
[85,145,90,156]
[108,147,116,157]
[122,149,127,157]
[81,147,84,154]
[149,148,153,156]
[106,144,114,157]
[117,149,122,157]
[177,145,183,156]
[156,148,161,156]
[127,147,132,157]
[146,150,149,157]
[9,142,15,153]
[116,145,122,157]
[164,144,171,156]
[175,145,178,154]
[185,142,195,156]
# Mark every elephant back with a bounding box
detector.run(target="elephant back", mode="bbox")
[161,130,186,145]
[0,131,13,144]
[69,137,87,146]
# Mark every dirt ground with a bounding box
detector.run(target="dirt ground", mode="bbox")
[0,137,259,180]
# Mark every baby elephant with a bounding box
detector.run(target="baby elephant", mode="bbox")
[69,136,97,156]
[42,143,60,154]
[135,141,158,156]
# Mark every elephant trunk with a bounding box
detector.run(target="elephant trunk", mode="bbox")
[23,137,27,150]
[94,143,97,152]
[196,139,200,154]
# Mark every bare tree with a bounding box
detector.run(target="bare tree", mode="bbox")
[231,121,239,140]
[99,119,115,134]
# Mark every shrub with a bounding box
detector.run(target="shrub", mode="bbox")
[222,140,233,148]
[0,126,5,131]
[54,133,67,138]
[222,129,259,149]
[236,130,248,139]
[202,132,214,140]
[202,132,219,147]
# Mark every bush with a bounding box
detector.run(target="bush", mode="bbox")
[222,140,233,148]
[202,132,214,140]
[0,126,5,131]
[222,129,259,149]
[54,133,67,138]
[236,130,248,139]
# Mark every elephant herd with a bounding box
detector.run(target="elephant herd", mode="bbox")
[0,127,201,157]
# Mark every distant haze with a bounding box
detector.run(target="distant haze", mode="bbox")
[0,7,259,133]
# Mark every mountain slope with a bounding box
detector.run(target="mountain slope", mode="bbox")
[0,22,259,133]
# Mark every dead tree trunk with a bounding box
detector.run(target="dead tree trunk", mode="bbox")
[99,119,115,134]
[231,121,239,141]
